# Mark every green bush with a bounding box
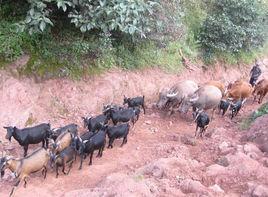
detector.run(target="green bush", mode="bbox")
[240,102,268,130]
[0,21,25,61]
[199,0,268,56]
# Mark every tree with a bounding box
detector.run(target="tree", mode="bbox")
[16,0,159,38]
[199,0,268,55]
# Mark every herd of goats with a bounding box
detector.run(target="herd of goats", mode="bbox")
[0,69,268,196]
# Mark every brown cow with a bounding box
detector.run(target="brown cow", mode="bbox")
[252,79,268,104]
[226,80,253,101]
[204,80,225,96]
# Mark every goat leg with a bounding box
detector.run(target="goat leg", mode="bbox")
[142,105,146,114]
[45,138,49,148]
[23,176,28,188]
[56,165,59,178]
[195,125,199,138]
[121,136,127,147]
[43,166,47,179]
[9,179,20,197]
[99,146,104,157]
[89,152,93,165]
[108,138,114,148]
[78,155,83,170]
[42,139,45,148]
[62,160,67,174]
[67,160,74,175]
[96,149,101,157]
[23,145,28,157]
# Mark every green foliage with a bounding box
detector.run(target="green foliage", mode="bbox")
[199,0,268,57]
[15,0,159,37]
[240,102,268,130]
[0,21,25,61]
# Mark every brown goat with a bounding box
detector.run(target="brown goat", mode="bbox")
[0,148,50,197]
[226,81,253,101]
[253,79,268,104]
[52,130,74,154]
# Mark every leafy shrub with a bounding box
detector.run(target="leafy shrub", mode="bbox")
[16,0,159,38]
[199,0,268,56]
[240,102,268,130]
[0,21,25,61]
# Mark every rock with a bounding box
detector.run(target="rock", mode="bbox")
[206,164,226,176]
[209,184,224,193]
[252,185,268,197]
[243,143,262,155]
[181,135,197,146]
[141,164,165,179]
[216,156,229,167]
[145,120,152,125]
[149,127,158,133]
[261,158,268,168]
[259,143,268,154]
[180,179,209,195]
[218,141,229,152]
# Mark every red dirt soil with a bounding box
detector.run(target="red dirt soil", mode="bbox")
[0,59,268,196]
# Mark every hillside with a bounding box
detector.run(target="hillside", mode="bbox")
[0,59,268,196]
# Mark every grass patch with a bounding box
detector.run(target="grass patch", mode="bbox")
[240,102,268,130]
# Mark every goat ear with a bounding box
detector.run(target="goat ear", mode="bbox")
[3,126,9,129]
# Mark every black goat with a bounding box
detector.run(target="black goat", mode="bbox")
[230,99,244,119]
[218,99,230,116]
[72,131,94,153]
[50,145,77,178]
[82,114,109,132]
[123,95,145,114]
[50,123,78,141]
[132,106,141,122]
[103,106,136,125]
[107,123,130,148]
[78,127,107,169]
[3,123,51,157]
[194,110,210,138]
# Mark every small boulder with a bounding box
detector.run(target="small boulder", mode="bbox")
[252,185,268,197]
[243,143,262,155]
[209,184,224,193]
[206,164,226,176]
[180,179,209,195]
[216,156,229,167]
[181,135,196,146]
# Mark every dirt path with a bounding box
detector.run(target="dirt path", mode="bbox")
[0,64,267,196]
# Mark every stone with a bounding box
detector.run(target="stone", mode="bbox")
[209,184,224,193]
[180,179,209,195]
[206,164,226,176]
[216,156,229,167]
[252,185,268,197]
[181,135,197,146]
[219,141,229,151]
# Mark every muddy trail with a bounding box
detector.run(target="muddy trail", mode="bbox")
[0,60,268,196]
